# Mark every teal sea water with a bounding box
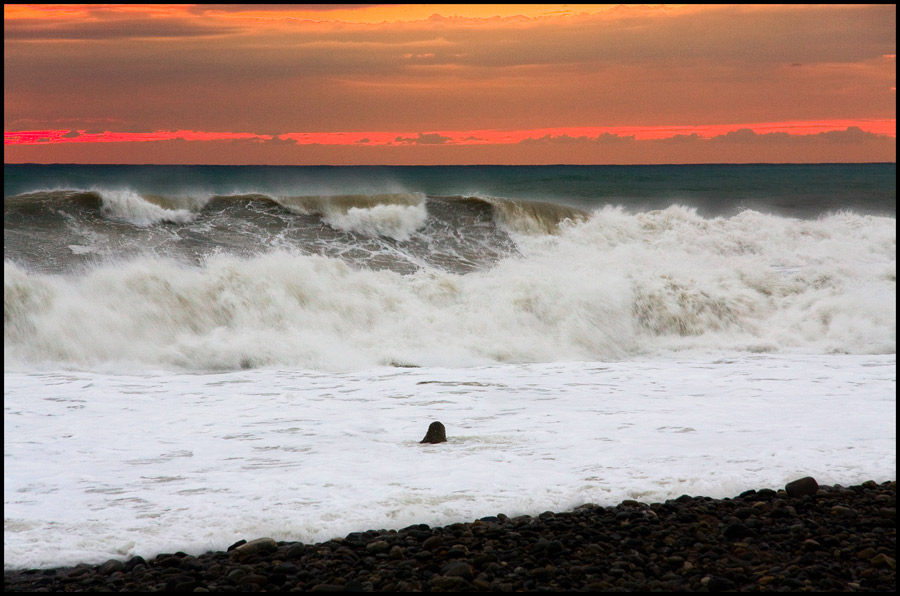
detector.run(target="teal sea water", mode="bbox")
[4,163,896,276]
[5,163,895,215]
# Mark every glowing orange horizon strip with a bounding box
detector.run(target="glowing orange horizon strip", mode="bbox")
[5,120,895,146]
[4,130,275,145]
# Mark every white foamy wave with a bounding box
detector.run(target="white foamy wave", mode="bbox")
[4,206,895,372]
[485,196,589,235]
[277,193,424,214]
[5,355,895,568]
[2,252,634,372]
[518,205,897,355]
[96,189,196,227]
[275,193,428,240]
[322,203,429,241]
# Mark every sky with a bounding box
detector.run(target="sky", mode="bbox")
[3,4,896,165]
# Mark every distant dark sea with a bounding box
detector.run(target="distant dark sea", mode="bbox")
[5,163,896,214]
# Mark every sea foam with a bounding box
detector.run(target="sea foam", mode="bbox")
[96,189,196,227]
[4,206,895,372]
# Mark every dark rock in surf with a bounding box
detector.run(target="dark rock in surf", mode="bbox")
[785,476,819,498]
[421,421,447,444]
[230,537,278,561]
[226,540,247,552]
[98,559,124,575]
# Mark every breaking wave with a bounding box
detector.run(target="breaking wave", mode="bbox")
[5,203,895,372]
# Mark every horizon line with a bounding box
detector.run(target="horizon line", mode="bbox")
[5,161,896,167]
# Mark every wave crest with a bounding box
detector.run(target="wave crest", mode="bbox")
[96,189,196,227]
[322,204,428,241]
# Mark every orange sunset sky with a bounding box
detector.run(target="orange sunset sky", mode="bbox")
[3,3,896,165]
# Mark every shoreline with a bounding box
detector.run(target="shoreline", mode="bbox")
[4,478,895,592]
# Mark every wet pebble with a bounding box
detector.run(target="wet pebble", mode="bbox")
[4,479,895,592]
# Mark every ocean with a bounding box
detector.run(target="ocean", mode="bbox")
[4,163,896,570]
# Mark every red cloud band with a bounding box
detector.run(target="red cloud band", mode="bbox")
[5,120,895,147]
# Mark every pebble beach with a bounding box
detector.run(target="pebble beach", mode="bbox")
[4,478,895,592]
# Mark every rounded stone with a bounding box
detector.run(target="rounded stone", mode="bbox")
[420,421,447,444]
[785,477,819,498]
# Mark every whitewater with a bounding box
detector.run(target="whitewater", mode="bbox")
[4,164,896,570]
